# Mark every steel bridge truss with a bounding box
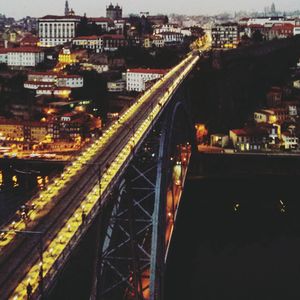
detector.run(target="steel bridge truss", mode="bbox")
[96,88,193,300]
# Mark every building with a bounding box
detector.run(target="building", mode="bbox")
[210,134,229,148]
[24,80,54,90]
[0,47,45,68]
[80,62,109,73]
[0,120,24,141]
[254,108,289,124]
[266,87,282,107]
[24,71,83,98]
[0,119,48,143]
[106,4,122,20]
[0,110,101,144]
[38,15,81,47]
[101,34,127,51]
[281,131,299,149]
[36,86,72,98]
[257,122,281,145]
[27,71,57,83]
[229,128,269,151]
[293,79,300,89]
[88,18,114,32]
[155,32,184,46]
[114,19,126,34]
[153,23,181,34]
[212,22,239,48]
[294,26,300,36]
[25,122,48,142]
[143,35,165,48]
[56,74,83,88]
[58,111,99,140]
[268,23,294,39]
[107,79,126,92]
[246,16,295,27]
[20,34,39,47]
[72,35,101,50]
[147,15,168,26]
[58,47,76,64]
[126,68,167,92]
[0,49,8,64]
[25,72,83,88]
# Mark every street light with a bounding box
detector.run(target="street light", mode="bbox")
[0,229,44,299]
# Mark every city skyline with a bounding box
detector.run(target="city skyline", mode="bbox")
[0,0,299,19]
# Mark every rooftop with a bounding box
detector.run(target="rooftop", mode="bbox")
[231,127,268,137]
[3,47,43,53]
[101,34,125,39]
[39,15,81,20]
[73,35,100,40]
[127,68,167,75]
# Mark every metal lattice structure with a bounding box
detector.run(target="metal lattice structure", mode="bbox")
[94,86,195,300]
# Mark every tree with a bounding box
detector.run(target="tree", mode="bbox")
[252,30,264,43]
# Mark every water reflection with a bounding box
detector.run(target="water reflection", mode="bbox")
[0,166,62,225]
[0,168,52,192]
[166,175,300,300]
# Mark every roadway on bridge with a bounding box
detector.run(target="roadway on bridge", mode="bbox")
[0,44,208,299]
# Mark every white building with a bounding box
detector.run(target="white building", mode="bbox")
[155,32,184,45]
[72,35,101,51]
[281,132,299,149]
[24,81,54,90]
[28,71,57,82]
[3,47,45,68]
[38,15,81,47]
[36,86,71,97]
[294,26,300,35]
[0,49,8,64]
[114,19,126,34]
[126,68,167,92]
[246,17,295,26]
[24,72,83,90]
[80,63,109,73]
[57,74,83,88]
[107,79,126,92]
[153,23,181,34]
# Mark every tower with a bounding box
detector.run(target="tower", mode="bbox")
[106,3,122,20]
[65,0,70,16]
[271,3,276,15]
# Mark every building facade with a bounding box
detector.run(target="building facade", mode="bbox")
[72,35,101,50]
[212,22,239,48]
[107,79,126,92]
[126,68,166,92]
[38,15,81,47]
[0,47,45,68]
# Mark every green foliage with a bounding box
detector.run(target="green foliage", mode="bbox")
[115,46,183,69]
[71,70,108,119]
[77,16,103,36]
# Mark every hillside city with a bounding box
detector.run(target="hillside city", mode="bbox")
[1,1,300,159]
[2,1,300,300]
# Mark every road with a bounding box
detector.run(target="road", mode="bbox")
[0,48,204,299]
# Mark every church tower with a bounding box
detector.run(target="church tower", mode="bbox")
[65,0,70,16]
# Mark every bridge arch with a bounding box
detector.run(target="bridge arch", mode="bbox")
[95,86,195,300]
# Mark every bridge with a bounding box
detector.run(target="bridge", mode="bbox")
[0,40,210,300]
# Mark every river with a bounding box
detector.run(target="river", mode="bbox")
[165,174,300,299]
[0,165,62,226]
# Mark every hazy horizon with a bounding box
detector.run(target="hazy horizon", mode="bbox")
[0,0,299,19]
